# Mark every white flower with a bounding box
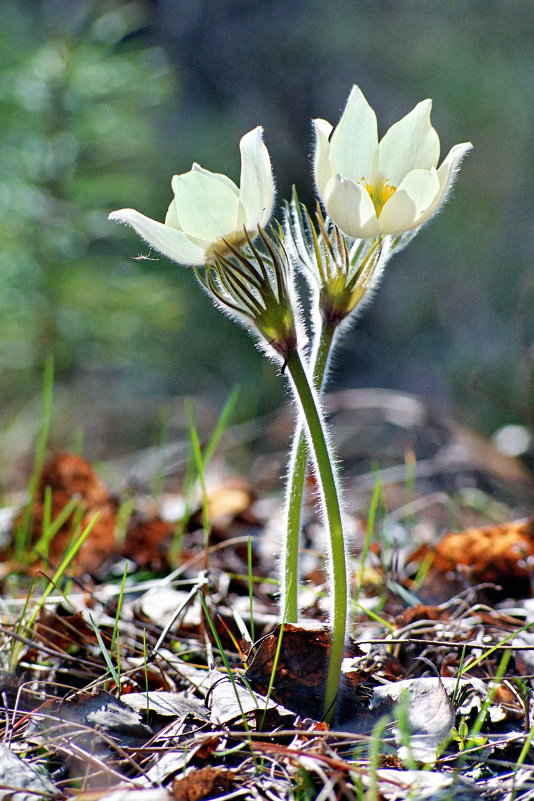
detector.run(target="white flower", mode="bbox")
[313,85,472,238]
[109,127,275,265]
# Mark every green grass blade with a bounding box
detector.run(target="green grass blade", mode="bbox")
[459,620,534,676]
[247,536,255,643]
[31,495,80,561]
[353,472,382,610]
[22,513,100,634]
[202,385,240,467]
[15,356,54,562]
[200,593,253,735]
[89,612,120,687]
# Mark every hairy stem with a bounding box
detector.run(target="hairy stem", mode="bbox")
[284,347,347,721]
[281,320,337,622]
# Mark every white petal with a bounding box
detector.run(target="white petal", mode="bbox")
[109,208,206,265]
[324,174,379,238]
[172,165,241,242]
[238,126,275,229]
[430,141,473,214]
[313,118,333,198]
[329,85,378,183]
[164,198,182,230]
[378,99,440,186]
[378,169,440,234]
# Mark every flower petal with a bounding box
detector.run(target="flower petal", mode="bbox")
[109,208,206,265]
[431,141,473,214]
[165,198,182,230]
[378,99,440,186]
[378,168,440,234]
[324,174,379,238]
[329,85,378,183]
[238,126,275,229]
[172,164,241,242]
[313,118,333,197]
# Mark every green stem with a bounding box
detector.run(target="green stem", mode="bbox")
[284,346,347,721]
[281,320,337,622]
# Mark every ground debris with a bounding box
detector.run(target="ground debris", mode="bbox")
[120,690,209,721]
[21,452,117,574]
[408,516,534,595]
[363,768,480,800]
[171,765,236,801]
[207,670,295,728]
[244,623,333,719]
[0,743,59,800]
[28,690,154,755]
[0,440,533,800]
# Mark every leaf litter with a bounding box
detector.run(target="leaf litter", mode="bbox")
[1,405,534,801]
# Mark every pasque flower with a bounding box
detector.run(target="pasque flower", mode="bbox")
[314,85,472,238]
[109,126,275,265]
[109,91,472,723]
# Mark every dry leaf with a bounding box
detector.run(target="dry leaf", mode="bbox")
[409,517,534,583]
[387,677,454,762]
[20,453,117,574]
[206,670,293,727]
[364,768,479,800]
[206,483,252,527]
[171,766,234,801]
[85,790,172,801]
[121,691,209,721]
[0,744,59,801]
[31,690,153,758]
[244,623,331,720]
[123,514,175,570]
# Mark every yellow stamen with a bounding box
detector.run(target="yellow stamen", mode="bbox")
[206,229,249,261]
[362,178,397,216]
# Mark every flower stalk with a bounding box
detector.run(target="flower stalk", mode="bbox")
[281,198,388,623]
[283,347,347,721]
[198,227,348,720]
[281,317,335,623]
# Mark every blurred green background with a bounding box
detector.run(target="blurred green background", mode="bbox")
[0,0,532,468]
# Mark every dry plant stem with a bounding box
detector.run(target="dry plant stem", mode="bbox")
[282,319,337,623]
[284,346,347,721]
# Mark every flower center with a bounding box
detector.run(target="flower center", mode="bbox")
[206,229,249,262]
[362,178,397,216]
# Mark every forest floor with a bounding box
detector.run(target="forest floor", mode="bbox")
[1,389,534,801]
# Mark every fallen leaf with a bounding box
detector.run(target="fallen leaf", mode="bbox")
[340,677,456,762]
[140,586,202,629]
[205,483,253,527]
[123,514,175,570]
[17,453,117,574]
[140,736,222,787]
[409,517,534,585]
[120,691,209,721]
[83,789,173,801]
[35,609,99,652]
[388,676,454,762]
[171,766,234,801]
[206,670,294,727]
[0,743,59,801]
[244,623,331,720]
[30,690,153,759]
[393,604,452,628]
[364,768,480,800]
